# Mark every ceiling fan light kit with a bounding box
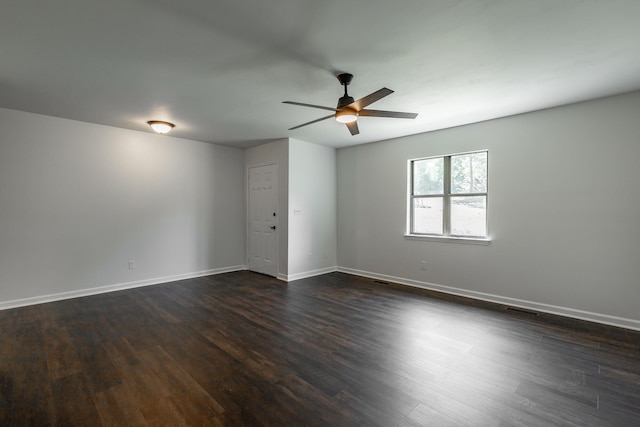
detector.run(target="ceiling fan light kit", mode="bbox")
[335,108,358,123]
[284,72,418,136]
[147,120,175,134]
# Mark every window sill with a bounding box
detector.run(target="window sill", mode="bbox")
[404,234,491,245]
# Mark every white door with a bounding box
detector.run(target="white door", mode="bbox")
[248,164,278,277]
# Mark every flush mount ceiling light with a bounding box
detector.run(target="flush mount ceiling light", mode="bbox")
[147,120,175,134]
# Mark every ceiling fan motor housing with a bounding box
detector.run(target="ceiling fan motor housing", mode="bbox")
[337,95,355,109]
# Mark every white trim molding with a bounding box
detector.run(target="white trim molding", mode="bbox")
[337,267,640,332]
[0,265,247,311]
[281,266,338,282]
[404,234,491,245]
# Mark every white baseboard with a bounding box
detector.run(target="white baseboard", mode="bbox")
[0,265,247,311]
[281,266,338,282]
[337,267,640,332]
[6,265,638,332]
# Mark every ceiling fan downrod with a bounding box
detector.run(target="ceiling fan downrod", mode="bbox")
[336,73,355,109]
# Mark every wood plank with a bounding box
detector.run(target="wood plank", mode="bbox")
[52,373,103,426]
[0,270,638,425]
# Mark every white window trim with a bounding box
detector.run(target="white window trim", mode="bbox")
[407,150,490,244]
[404,233,491,245]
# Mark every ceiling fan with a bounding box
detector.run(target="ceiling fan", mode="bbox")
[283,73,418,136]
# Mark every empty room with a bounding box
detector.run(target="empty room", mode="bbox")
[1,1,639,426]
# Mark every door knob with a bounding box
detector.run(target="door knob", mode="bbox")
[270,226,276,230]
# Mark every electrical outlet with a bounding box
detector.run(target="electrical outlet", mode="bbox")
[420,261,427,271]
[129,260,136,269]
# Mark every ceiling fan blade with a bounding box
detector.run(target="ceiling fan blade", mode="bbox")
[349,88,394,111]
[283,101,337,112]
[288,113,335,130]
[346,121,359,136]
[359,109,418,119]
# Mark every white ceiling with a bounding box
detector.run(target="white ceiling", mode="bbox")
[2,0,640,148]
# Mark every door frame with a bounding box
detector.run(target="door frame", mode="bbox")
[246,162,279,277]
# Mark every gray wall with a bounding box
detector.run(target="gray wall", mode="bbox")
[337,91,640,329]
[3,89,639,331]
[288,138,337,279]
[0,108,246,306]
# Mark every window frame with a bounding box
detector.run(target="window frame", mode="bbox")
[406,150,490,244]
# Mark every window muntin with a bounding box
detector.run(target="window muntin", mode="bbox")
[410,151,487,238]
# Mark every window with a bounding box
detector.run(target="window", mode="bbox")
[409,151,488,239]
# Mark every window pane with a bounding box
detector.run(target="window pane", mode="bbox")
[413,158,444,195]
[451,196,486,237]
[451,152,487,194]
[413,197,443,234]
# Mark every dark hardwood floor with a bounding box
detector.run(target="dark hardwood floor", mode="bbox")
[1,271,639,426]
